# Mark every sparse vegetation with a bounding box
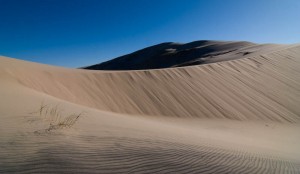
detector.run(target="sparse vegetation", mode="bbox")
[29,101,85,132]
[47,112,83,131]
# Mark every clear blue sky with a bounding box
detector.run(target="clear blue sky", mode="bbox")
[0,0,299,67]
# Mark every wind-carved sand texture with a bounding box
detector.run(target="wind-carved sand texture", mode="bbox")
[0,41,300,173]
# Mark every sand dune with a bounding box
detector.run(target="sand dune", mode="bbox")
[84,40,288,70]
[0,42,300,173]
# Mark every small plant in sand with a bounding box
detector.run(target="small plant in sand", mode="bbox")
[30,101,85,132]
[47,112,84,131]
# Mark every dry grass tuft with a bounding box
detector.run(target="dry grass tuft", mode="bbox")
[30,101,85,132]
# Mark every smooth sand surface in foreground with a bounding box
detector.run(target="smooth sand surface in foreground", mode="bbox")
[0,44,300,173]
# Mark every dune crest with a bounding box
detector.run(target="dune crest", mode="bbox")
[1,44,300,121]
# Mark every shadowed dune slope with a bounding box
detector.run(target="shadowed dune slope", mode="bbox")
[1,44,300,122]
[83,40,287,70]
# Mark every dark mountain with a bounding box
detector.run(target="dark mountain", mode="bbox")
[83,40,279,70]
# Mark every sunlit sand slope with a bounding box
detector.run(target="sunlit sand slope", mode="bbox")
[0,43,300,173]
[1,44,299,122]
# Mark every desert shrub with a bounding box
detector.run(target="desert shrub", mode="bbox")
[30,101,85,132]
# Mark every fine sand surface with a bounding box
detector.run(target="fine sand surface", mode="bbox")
[0,43,300,173]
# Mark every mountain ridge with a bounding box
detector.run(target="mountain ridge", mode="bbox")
[83,40,285,70]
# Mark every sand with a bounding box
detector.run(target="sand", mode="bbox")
[0,43,300,173]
